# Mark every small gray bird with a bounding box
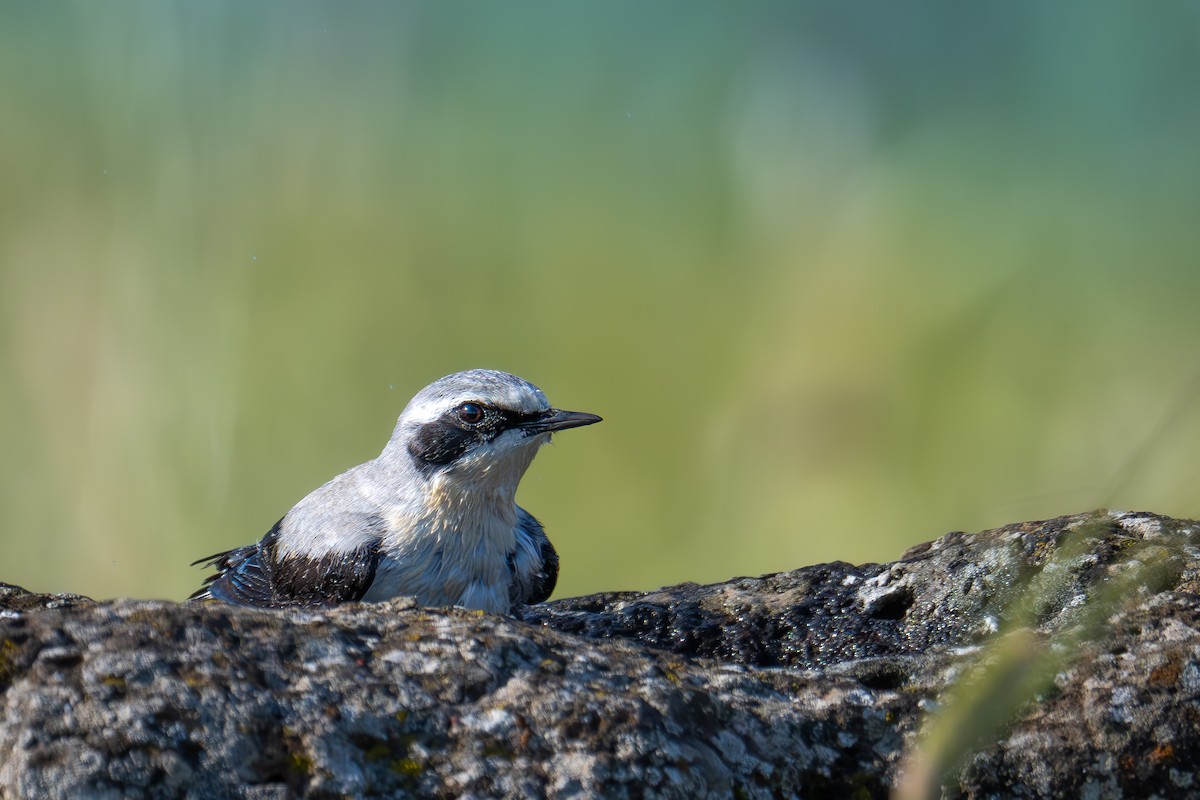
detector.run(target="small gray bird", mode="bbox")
[191,369,601,614]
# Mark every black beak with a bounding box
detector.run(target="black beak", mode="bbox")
[521,408,603,434]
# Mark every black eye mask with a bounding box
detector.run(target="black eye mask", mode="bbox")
[407,405,545,471]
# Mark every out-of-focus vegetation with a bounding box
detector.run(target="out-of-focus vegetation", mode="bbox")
[2,2,1199,601]
[895,513,1186,799]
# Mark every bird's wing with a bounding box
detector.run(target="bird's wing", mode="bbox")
[190,515,384,608]
[267,538,382,607]
[510,507,559,607]
[189,545,275,606]
[189,519,285,606]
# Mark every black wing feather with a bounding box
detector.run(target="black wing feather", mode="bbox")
[190,517,382,609]
[509,508,559,608]
[190,545,278,606]
[527,536,559,605]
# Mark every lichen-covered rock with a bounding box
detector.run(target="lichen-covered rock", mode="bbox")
[1,510,1198,798]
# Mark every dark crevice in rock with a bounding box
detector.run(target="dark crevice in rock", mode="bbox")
[865,587,915,621]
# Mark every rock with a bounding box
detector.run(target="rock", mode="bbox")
[1,510,1198,798]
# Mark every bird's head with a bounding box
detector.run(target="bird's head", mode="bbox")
[386,370,601,493]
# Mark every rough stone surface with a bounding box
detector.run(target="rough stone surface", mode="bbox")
[1,510,1199,798]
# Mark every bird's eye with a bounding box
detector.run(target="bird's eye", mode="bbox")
[456,402,485,424]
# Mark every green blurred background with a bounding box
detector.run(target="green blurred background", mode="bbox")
[2,2,1199,601]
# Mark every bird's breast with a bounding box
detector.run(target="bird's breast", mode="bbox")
[365,478,523,612]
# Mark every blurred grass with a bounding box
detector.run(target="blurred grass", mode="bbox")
[894,514,1186,799]
[1,2,1199,600]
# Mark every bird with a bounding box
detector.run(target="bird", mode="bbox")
[190,369,601,614]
